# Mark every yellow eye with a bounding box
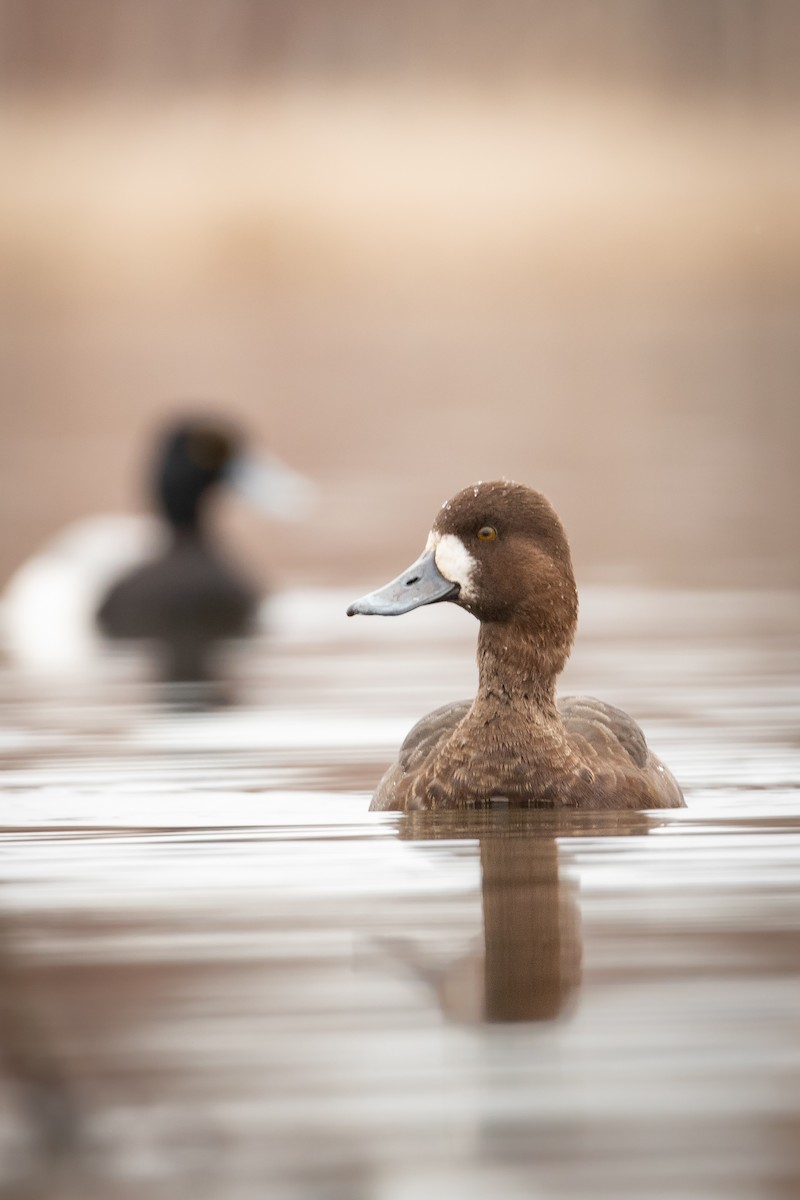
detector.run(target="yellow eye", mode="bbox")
[477,526,497,541]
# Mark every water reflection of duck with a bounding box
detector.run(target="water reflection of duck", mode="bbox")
[2,417,313,682]
[0,918,79,1170]
[388,810,653,1024]
[348,481,684,811]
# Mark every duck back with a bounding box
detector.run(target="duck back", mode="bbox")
[97,538,257,681]
[371,695,683,812]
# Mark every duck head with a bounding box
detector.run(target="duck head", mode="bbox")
[347,481,578,675]
[154,420,239,529]
[154,417,314,530]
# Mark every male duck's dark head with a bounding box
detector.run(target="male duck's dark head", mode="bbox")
[153,416,315,532]
[347,481,578,676]
[154,419,240,531]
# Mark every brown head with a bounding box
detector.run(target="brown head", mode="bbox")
[347,480,578,678]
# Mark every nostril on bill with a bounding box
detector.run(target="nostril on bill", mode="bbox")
[405,576,420,586]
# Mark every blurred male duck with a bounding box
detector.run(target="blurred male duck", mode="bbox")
[98,417,314,681]
[3,415,313,682]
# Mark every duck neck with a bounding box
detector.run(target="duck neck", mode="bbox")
[474,621,565,717]
[157,469,215,536]
[167,521,205,545]
[162,498,207,538]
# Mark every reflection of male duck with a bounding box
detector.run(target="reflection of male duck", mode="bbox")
[3,417,312,683]
[387,810,654,1025]
[0,919,78,1170]
[349,481,683,811]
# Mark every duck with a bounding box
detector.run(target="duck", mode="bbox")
[347,480,684,812]
[2,416,313,681]
[95,417,316,682]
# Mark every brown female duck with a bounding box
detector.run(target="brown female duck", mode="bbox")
[347,481,684,812]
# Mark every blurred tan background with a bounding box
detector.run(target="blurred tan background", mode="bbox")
[1,0,798,592]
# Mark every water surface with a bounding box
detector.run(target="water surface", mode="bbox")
[1,587,799,1199]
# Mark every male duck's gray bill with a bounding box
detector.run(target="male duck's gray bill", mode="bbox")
[227,453,316,521]
[347,550,460,616]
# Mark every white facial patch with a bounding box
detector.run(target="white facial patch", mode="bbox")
[425,531,477,599]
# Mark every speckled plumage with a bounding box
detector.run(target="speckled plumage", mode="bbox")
[354,481,684,812]
[371,693,682,811]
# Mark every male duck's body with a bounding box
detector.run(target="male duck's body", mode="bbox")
[348,481,684,812]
